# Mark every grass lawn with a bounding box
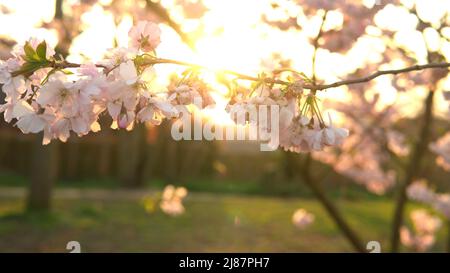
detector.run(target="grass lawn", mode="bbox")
[0,171,386,199]
[0,192,447,252]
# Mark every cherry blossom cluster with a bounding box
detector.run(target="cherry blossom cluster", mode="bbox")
[141,184,188,216]
[159,185,188,216]
[278,95,349,153]
[265,0,389,52]
[312,91,399,195]
[229,81,349,152]
[429,133,450,172]
[292,208,315,229]
[407,180,450,219]
[0,21,175,144]
[0,20,349,153]
[400,209,442,252]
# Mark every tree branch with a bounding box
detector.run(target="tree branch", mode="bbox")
[300,154,367,253]
[13,57,450,92]
[54,0,63,20]
[313,62,450,90]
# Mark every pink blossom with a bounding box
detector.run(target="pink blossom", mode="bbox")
[159,185,188,216]
[176,0,208,19]
[433,195,450,219]
[0,102,15,123]
[167,74,215,109]
[36,77,77,111]
[407,180,435,203]
[429,133,450,171]
[12,100,53,134]
[322,113,349,146]
[51,119,71,142]
[128,21,161,52]
[401,209,441,252]
[292,208,315,229]
[118,60,139,85]
[137,96,178,125]
[387,130,410,157]
[407,180,450,220]
[0,58,21,84]
[78,62,100,78]
[1,74,27,101]
[99,47,135,69]
[117,111,135,130]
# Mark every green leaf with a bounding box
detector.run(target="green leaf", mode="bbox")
[23,42,35,58]
[36,41,47,61]
[60,69,74,75]
[23,42,39,62]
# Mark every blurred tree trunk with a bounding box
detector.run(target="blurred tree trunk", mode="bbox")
[299,154,366,253]
[161,121,179,182]
[65,140,79,179]
[26,0,65,211]
[118,125,146,188]
[98,140,112,178]
[55,0,63,19]
[27,135,58,211]
[136,125,162,183]
[283,151,298,181]
[390,89,434,252]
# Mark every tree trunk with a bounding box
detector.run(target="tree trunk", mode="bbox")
[26,135,58,211]
[98,140,112,178]
[390,89,434,252]
[65,140,79,180]
[118,125,146,188]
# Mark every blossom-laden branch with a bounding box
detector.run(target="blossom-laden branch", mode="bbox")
[10,54,450,91]
[0,21,449,152]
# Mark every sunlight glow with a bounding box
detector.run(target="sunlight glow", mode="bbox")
[0,0,449,120]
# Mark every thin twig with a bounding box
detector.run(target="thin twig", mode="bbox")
[92,59,450,90]
[313,63,450,90]
[311,11,328,84]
